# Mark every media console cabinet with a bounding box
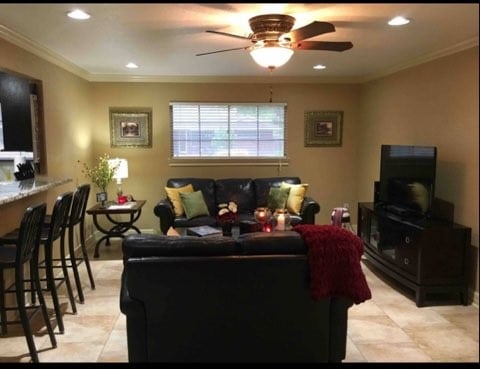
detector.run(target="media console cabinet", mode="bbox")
[357,202,471,307]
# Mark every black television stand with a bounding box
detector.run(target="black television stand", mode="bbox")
[384,204,419,218]
[358,201,471,307]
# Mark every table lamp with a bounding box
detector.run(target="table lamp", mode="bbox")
[109,158,128,202]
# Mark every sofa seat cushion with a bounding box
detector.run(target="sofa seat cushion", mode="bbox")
[236,231,306,255]
[174,215,217,228]
[122,233,236,259]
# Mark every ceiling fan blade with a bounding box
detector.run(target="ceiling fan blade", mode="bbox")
[206,30,252,40]
[293,40,353,52]
[286,21,335,42]
[196,46,249,56]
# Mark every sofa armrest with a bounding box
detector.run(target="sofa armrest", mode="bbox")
[329,297,353,362]
[153,199,174,235]
[300,196,321,224]
[120,270,148,362]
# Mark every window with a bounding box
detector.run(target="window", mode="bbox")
[170,102,286,160]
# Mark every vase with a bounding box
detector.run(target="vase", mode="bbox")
[221,221,233,236]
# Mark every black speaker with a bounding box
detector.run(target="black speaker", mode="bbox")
[373,181,380,204]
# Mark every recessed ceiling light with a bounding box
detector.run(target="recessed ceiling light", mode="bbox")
[313,64,326,70]
[125,62,139,69]
[388,16,410,26]
[67,9,91,20]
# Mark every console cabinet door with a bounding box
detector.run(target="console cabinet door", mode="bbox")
[394,226,419,276]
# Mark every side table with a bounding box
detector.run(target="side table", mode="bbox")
[86,200,146,258]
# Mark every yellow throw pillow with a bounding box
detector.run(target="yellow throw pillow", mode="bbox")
[280,182,309,215]
[165,184,194,217]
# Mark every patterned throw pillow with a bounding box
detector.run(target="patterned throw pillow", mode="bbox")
[267,186,290,212]
[179,190,210,220]
[165,184,194,217]
[280,182,309,215]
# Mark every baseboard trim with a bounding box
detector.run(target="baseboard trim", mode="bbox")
[85,228,159,249]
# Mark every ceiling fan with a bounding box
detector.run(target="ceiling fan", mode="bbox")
[196,14,353,69]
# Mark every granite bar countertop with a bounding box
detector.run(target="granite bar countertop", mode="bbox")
[0,177,72,206]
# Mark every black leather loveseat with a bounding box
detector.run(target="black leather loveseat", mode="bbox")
[120,231,355,363]
[154,177,320,234]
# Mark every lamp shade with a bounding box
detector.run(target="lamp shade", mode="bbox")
[250,46,294,69]
[109,158,128,180]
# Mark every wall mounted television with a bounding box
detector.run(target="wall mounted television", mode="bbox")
[377,144,437,219]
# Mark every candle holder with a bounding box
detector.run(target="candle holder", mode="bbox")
[272,208,291,231]
[254,207,272,232]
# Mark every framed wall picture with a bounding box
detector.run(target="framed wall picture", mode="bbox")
[110,107,152,148]
[304,110,343,147]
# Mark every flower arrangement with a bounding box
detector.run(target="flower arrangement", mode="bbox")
[217,201,238,224]
[81,153,119,193]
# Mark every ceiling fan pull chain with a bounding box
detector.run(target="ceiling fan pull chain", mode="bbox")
[269,84,273,103]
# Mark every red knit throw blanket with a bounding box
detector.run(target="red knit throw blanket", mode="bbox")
[293,224,372,304]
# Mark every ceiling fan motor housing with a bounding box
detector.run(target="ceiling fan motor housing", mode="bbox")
[249,14,295,42]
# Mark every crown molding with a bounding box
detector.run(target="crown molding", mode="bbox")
[0,24,90,80]
[85,73,363,84]
[361,36,479,83]
[1,24,477,85]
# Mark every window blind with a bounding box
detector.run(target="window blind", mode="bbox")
[170,102,286,159]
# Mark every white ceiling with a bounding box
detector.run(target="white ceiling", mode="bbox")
[0,3,478,83]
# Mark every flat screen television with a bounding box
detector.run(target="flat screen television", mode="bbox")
[378,144,437,219]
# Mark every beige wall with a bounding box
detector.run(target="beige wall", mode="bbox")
[89,82,361,230]
[0,37,478,298]
[0,38,92,236]
[357,46,479,300]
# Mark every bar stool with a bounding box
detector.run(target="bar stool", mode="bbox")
[38,192,75,333]
[67,184,95,304]
[56,184,95,303]
[2,192,76,334]
[0,203,57,363]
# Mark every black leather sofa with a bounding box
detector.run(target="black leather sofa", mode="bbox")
[154,177,320,234]
[120,231,354,363]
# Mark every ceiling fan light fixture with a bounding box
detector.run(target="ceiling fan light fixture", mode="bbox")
[249,46,294,69]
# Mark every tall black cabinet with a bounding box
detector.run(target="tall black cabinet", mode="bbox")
[357,202,471,307]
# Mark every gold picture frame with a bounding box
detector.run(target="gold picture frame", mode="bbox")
[110,107,152,148]
[304,110,343,147]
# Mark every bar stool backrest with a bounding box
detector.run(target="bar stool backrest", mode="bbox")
[48,192,74,242]
[17,203,47,265]
[69,184,90,227]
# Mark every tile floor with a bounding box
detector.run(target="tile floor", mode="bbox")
[0,240,478,363]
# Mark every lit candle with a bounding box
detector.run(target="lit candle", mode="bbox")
[276,213,285,231]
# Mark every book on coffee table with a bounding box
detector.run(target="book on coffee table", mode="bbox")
[186,225,222,237]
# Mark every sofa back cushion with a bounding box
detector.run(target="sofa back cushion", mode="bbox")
[167,178,217,216]
[122,234,236,260]
[236,231,306,255]
[254,177,301,207]
[215,178,256,214]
